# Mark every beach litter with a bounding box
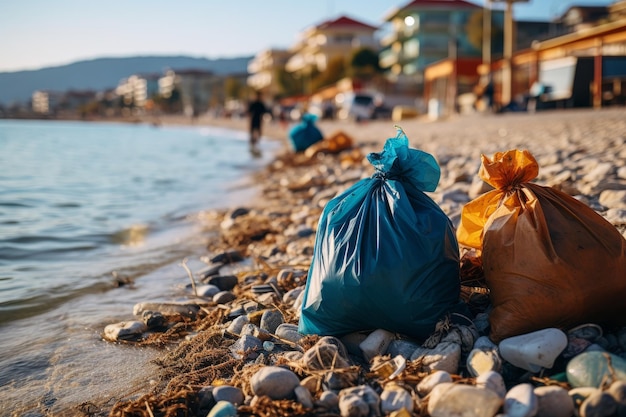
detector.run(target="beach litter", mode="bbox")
[99,131,626,417]
[289,113,324,153]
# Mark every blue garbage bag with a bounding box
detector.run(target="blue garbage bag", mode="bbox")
[289,113,323,152]
[298,130,463,340]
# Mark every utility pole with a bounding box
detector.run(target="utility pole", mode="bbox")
[483,0,491,69]
[492,0,529,107]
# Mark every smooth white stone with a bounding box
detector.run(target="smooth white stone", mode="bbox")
[466,348,502,376]
[428,383,502,417]
[380,384,414,414]
[475,370,507,398]
[417,370,452,396]
[359,329,395,362]
[103,320,147,341]
[504,383,538,417]
[499,328,568,372]
[133,301,199,318]
[274,323,303,343]
[599,189,626,209]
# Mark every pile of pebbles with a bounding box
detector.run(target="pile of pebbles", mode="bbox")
[104,110,626,416]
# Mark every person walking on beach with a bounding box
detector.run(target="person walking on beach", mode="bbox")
[247,91,268,153]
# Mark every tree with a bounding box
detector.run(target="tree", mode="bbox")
[349,48,382,80]
[311,57,346,92]
[275,67,301,98]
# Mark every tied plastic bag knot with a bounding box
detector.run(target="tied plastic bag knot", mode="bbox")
[298,129,467,341]
[479,149,539,190]
[366,130,440,192]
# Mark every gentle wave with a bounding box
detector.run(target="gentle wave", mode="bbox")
[0,244,100,260]
[0,119,279,414]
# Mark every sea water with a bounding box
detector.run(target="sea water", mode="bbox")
[0,119,279,415]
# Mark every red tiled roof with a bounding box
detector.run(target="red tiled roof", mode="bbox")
[399,0,480,11]
[316,15,378,31]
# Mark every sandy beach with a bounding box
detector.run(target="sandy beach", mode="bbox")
[101,107,626,417]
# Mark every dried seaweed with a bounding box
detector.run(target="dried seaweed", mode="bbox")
[108,386,198,417]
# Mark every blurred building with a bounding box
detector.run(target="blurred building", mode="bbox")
[32,89,97,115]
[32,90,61,114]
[379,0,501,92]
[558,5,611,33]
[285,15,379,89]
[490,0,626,110]
[159,69,218,117]
[116,74,160,110]
[247,48,291,98]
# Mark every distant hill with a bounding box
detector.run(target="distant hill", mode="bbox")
[0,55,252,105]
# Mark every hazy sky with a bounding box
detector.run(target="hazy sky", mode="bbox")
[0,0,615,72]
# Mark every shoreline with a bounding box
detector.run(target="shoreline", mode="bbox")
[69,108,626,415]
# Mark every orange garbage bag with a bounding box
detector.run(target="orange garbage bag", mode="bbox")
[457,149,626,342]
[304,130,353,158]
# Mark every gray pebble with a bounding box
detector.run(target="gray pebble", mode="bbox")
[338,385,380,417]
[133,301,199,318]
[317,391,339,410]
[275,323,303,344]
[103,320,147,341]
[387,339,421,359]
[226,315,249,335]
[212,385,244,405]
[195,284,220,298]
[294,385,314,409]
[206,274,238,291]
[250,366,300,400]
[282,287,303,305]
[213,291,236,304]
[229,335,263,360]
[259,309,283,334]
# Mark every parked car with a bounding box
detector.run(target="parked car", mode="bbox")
[336,92,380,121]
